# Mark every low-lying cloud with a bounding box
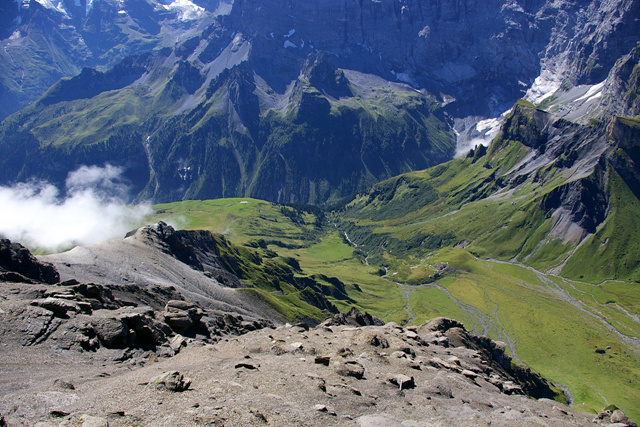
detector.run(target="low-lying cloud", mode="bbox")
[0,165,152,252]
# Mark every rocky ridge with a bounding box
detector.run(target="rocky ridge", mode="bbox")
[0,237,273,356]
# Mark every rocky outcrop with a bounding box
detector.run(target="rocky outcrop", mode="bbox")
[593,406,638,426]
[163,300,204,332]
[0,239,273,357]
[539,167,609,234]
[322,307,384,327]
[149,371,192,392]
[131,222,248,289]
[0,239,59,284]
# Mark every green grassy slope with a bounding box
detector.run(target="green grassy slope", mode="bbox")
[150,193,640,420]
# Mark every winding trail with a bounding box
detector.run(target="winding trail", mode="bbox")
[489,258,640,352]
[340,231,520,359]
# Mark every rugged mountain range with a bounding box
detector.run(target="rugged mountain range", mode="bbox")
[0,0,638,204]
[0,0,231,120]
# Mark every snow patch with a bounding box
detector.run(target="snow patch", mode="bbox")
[525,71,562,105]
[117,10,127,15]
[162,0,205,21]
[34,0,68,15]
[455,116,504,158]
[574,82,604,103]
[284,40,297,49]
[390,70,416,86]
[284,29,296,38]
[9,30,21,40]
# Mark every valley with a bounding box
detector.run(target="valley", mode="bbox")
[1,0,639,425]
[149,191,640,420]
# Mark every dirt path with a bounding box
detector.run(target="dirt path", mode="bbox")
[489,258,640,352]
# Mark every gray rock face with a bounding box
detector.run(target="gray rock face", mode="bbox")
[228,0,640,116]
[598,45,640,119]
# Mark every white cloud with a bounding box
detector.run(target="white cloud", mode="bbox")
[0,165,152,252]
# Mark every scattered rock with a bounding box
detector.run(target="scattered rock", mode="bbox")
[462,369,478,379]
[315,355,331,366]
[425,375,454,398]
[368,334,390,348]
[52,379,75,390]
[407,360,421,370]
[501,381,524,395]
[31,297,83,316]
[323,307,384,327]
[169,334,187,353]
[336,361,365,379]
[328,383,362,396]
[93,317,128,348]
[594,407,637,426]
[294,322,310,331]
[163,300,203,332]
[388,374,415,390]
[611,410,634,425]
[404,330,418,340]
[150,371,192,392]
[235,362,259,370]
[420,317,465,333]
[250,408,268,423]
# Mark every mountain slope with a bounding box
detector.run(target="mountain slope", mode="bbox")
[0,33,455,204]
[41,221,353,323]
[2,0,639,204]
[337,102,640,281]
[0,0,229,120]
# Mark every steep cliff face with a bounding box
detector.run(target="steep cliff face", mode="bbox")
[226,0,547,117]
[598,46,640,119]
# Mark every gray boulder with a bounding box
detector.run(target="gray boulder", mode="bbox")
[150,371,192,392]
[163,300,203,332]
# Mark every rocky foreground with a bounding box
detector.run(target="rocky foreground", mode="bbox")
[1,311,636,427]
[0,238,637,427]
